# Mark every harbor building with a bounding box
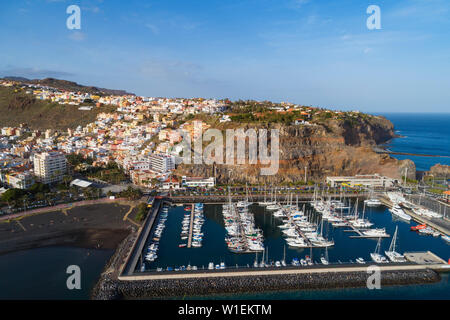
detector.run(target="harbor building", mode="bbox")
[181,176,215,188]
[33,152,67,184]
[326,174,396,188]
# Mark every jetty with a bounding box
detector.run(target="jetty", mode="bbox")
[380,197,450,237]
[187,204,195,248]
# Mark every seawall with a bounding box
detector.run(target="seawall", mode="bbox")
[93,268,440,300]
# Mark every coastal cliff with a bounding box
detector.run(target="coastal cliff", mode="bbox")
[175,114,414,184]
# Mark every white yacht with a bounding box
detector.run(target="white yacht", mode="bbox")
[364,198,382,207]
[286,237,308,247]
[389,204,411,221]
[355,257,365,264]
[362,228,389,238]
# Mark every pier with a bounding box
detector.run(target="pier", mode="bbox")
[380,197,450,237]
[118,257,448,281]
[121,198,162,276]
[343,224,390,239]
[187,204,194,248]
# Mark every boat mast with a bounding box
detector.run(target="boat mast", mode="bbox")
[362,201,366,220]
[374,237,381,254]
[389,226,398,252]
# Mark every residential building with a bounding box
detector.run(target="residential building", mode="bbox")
[150,154,175,173]
[33,152,67,184]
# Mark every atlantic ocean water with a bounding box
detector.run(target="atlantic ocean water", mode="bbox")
[381,113,450,171]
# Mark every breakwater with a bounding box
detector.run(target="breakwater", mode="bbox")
[93,268,440,300]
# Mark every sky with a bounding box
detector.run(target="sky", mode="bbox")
[0,0,449,113]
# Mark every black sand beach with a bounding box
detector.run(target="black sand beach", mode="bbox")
[0,203,137,255]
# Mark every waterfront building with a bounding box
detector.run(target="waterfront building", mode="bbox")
[33,152,67,184]
[326,174,396,188]
[181,176,215,188]
[162,176,180,189]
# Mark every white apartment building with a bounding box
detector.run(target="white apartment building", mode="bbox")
[2,172,35,189]
[149,154,175,173]
[33,152,67,184]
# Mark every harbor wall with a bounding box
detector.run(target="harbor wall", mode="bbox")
[93,268,440,300]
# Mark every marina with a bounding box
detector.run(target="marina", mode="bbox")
[130,194,449,274]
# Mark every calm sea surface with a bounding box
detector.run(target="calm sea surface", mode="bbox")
[0,247,113,299]
[381,113,450,171]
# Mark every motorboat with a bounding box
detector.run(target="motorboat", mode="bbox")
[389,205,411,221]
[355,257,365,264]
[364,198,382,207]
[362,228,389,238]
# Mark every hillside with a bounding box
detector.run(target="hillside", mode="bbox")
[0,86,116,130]
[174,109,414,183]
[2,77,134,96]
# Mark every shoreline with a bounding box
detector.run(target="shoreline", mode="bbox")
[0,202,138,256]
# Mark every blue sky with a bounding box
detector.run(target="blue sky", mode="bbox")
[0,0,449,113]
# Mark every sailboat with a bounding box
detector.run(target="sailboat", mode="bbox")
[385,226,406,262]
[320,247,329,265]
[281,245,287,267]
[370,237,389,263]
[350,200,374,228]
[364,187,382,206]
[259,247,265,267]
[259,185,276,206]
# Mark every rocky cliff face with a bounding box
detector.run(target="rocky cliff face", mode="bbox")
[175,115,411,184]
[429,164,450,177]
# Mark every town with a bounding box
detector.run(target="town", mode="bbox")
[0,78,368,214]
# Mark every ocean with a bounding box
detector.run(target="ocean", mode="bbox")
[381,113,450,171]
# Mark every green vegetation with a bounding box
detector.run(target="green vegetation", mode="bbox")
[135,202,148,222]
[117,186,143,200]
[0,182,51,207]
[66,153,94,166]
[86,161,128,184]
[401,176,419,184]
[0,86,116,130]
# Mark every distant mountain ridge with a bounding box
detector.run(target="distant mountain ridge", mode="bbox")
[1,76,135,96]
